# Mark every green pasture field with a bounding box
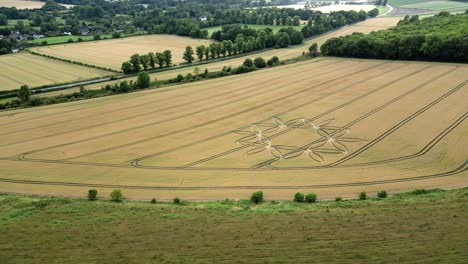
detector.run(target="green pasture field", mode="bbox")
[0,188,467,263]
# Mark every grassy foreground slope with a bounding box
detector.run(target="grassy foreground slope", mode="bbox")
[0,188,467,263]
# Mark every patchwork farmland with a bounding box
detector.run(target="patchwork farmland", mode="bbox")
[77,17,400,92]
[0,58,466,200]
[30,35,214,71]
[0,53,113,91]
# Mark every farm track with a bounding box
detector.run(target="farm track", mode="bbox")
[177,65,437,169]
[18,60,371,161]
[1,60,333,143]
[0,160,465,190]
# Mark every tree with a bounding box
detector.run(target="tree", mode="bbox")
[294,192,305,202]
[305,193,317,203]
[368,8,379,18]
[129,54,141,72]
[88,189,97,201]
[0,14,7,26]
[183,46,194,63]
[253,57,266,68]
[309,43,318,53]
[359,192,367,200]
[121,61,133,73]
[196,45,205,61]
[224,40,233,55]
[243,58,253,67]
[204,46,210,60]
[148,52,156,69]
[163,50,172,67]
[290,31,304,45]
[309,42,319,57]
[250,191,264,204]
[155,52,165,68]
[276,32,290,48]
[140,54,150,70]
[377,190,388,198]
[110,189,123,202]
[136,71,150,89]
[18,85,31,103]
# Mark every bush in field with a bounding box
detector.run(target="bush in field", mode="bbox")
[359,192,367,200]
[173,197,181,204]
[93,35,101,40]
[243,58,254,67]
[176,74,184,82]
[18,85,31,103]
[150,198,157,204]
[88,189,98,201]
[121,61,133,73]
[250,191,264,204]
[294,192,305,202]
[267,56,279,66]
[335,197,343,202]
[377,190,387,198]
[305,193,317,203]
[136,71,150,89]
[254,57,266,68]
[411,189,428,195]
[110,189,124,202]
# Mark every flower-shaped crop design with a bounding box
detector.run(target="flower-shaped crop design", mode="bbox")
[233,116,366,163]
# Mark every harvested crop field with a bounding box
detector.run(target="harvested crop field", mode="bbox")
[0,0,74,9]
[30,35,214,71]
[0,53,113,91]
[0,57,466,200]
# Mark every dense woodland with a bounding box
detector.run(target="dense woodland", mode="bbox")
[321,12,468,63]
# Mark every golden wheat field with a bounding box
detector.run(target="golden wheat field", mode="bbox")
[0,57,467,200]
[30,35,214,71]
[0,0,74,9]
[0,53,112,91]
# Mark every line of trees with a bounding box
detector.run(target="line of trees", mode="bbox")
[121,51,172,73]
[321,13,468,63]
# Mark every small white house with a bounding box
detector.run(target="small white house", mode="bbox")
[199,16,207,22]
[63,31,72,36]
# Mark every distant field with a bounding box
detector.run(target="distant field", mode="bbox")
[0,55,466,200]
[402,1,468,11]
[0,0,74,9]
[0,53,112,91]
[30,35,214,71]
[268,3,379,12]
[0,189,467,263]
[27,33,141,45]
[206,24,304,36]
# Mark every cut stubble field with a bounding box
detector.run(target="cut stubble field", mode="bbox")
[30,35,214,71]
[0,53,113,91]
[0,57,466,200]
